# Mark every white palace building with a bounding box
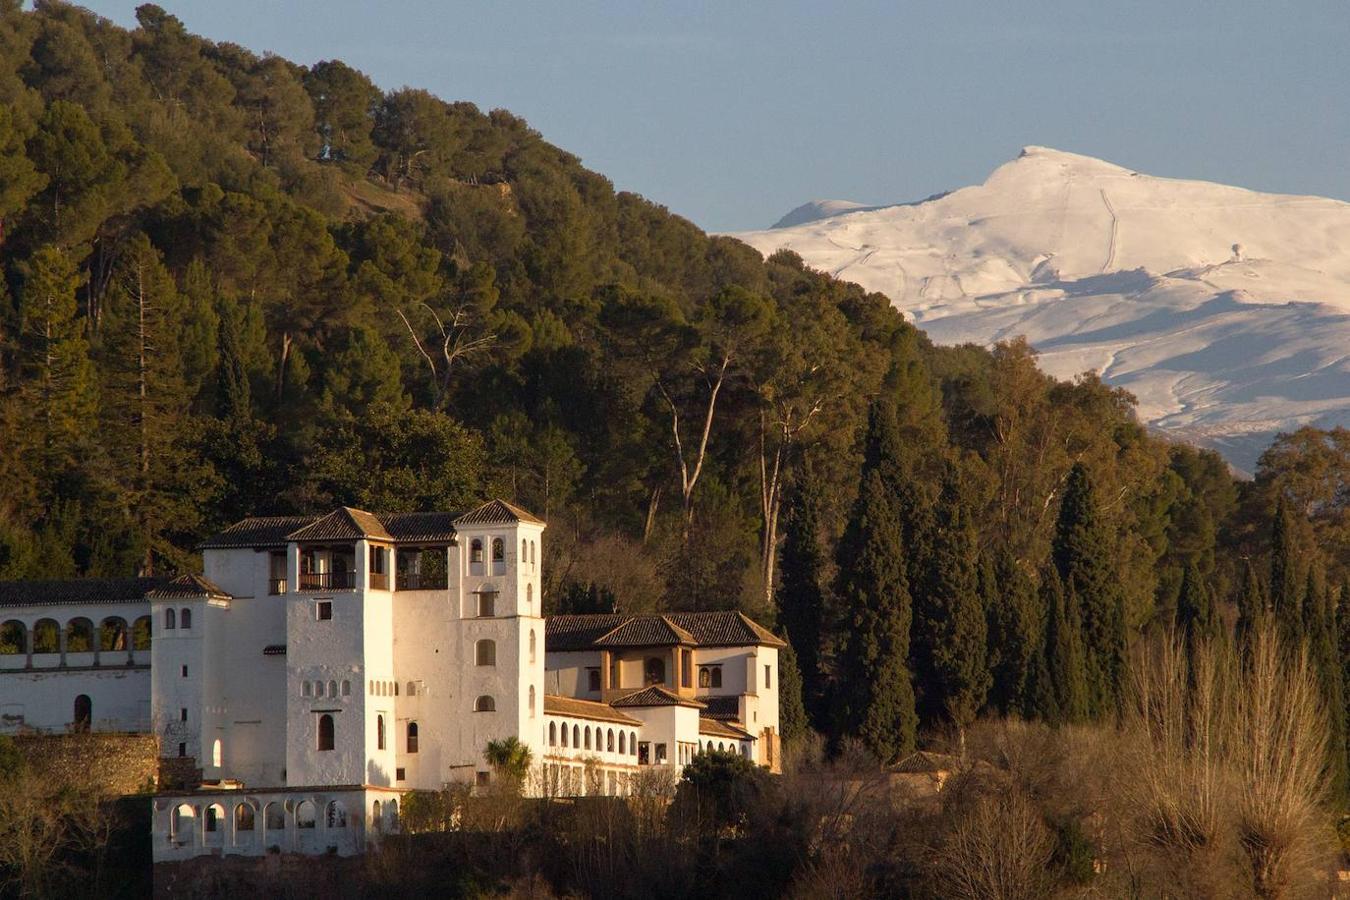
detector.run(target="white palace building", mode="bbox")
[0,499,782,860]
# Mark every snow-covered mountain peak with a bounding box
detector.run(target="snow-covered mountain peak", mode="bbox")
[736,149,1350,470]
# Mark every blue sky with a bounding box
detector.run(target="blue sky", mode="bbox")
[77,1,1350,232]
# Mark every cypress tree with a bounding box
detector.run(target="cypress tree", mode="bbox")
[777,639,809,745]
[1269,495,1304,643]
[1053,462,1126,718]
[1305,569,1347,799]
[776,474,827,727]
[1235,560,1269,658]
[1042,565,1089,725]
[835,399,918,763]
[986,549,1040,716]
[1338,581,1350,788]
[912,474,990,747]
[1175,560,1218,683]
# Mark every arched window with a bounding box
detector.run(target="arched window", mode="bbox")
[303,681,312,698]
[474,695,495,712]
[394,682,400,697]
[318,714,335,751]
[164,608,176,630]
[265,802,284,832]
[530,540,536,564]
[296,800,316,829]
[0,620,25,655]
[132,616,151,650]
[528,685,536,717]
[572,725,580,747]
[699,667,710,688]
[619,731,626,754]
[180,608,192,629]
[584,726,591,750]
[644,657,665,686]
[522,538,527,561]
[371,800,382,830]
[172,804,195,845]
[492,538,504,561]
[549,722,557,746]
[235,803,255,833]
[711,667,722,688]
[327,680,337,698]
[212,739,222,767]
[99,617,128,651]
[369,679,374,695]
[630,731,637,755]
[527,584,533,607]
[560,722,568,747]
[407,722,419,753]
[341,680,351,696]
[475,639,496,666]
[206,803,224,833]
[65,618,94,652]
[406,682,416,697]
[529,629,536,663]
[470,539,483,564]
[377,714,386,749]
[72,694,91,731]
[327,800,347,828]
[607,729,615,752]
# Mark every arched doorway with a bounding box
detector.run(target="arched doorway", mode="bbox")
[73,694,91,732]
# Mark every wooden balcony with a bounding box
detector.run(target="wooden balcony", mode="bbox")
[297,570,355,592]
[395,572,447,591]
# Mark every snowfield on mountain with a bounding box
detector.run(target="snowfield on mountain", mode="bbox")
[733,146,1350,470]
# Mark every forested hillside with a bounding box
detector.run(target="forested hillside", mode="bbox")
[2,2,1348,761]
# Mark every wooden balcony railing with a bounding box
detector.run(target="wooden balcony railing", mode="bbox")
[396,572,447,591]
[297,570,356,591]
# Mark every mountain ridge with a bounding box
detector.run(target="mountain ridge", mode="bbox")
[734,147,1350,470]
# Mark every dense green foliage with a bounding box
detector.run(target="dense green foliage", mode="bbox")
[3,2,1350,786]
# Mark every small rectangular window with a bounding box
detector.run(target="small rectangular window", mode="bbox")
[396,767,406,781]
[587,668,601,692]
[317,601,332,621]
[476,771,490,786]
[180,708,188,722]
[178,742,186,758]
[477,592,496,617]
[656,743,668,764]
[765,664,771,689]
[181,665,188,678]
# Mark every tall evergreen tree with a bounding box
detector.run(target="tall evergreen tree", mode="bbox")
[1041,564,1089,725]
[1175,560,1218,688]
[15,246,97,494]
[1269,495,1304,643]
[986,549,1040,716]
[1305,568,1347,799]
[912,473,990,746]
[835,399,918,763]
[1235,559,1269,657]
[1052,462,1126,718]
[777,639,809,745]
[776,474,828,726]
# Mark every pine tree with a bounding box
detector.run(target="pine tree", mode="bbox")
[912,473,989,747]
[1053,462,1126,718]
[776,474,828,727]
[835,399,918,763]
[986,549,1040,716]
[1041,565,1088,725]
[15,246,97,494]
[1269,495,1304,643]
[777,639,809,745]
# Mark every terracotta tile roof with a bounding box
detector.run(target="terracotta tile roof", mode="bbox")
[262,644,287,656]
[546,612,784,651]
[665,611,786,648]
[198,515,318,549]
[543,695,644,726]
[546,614,629,651]
[889,751,958,774]
[288,507,392,542]
[698,717,755,741]
[145,573,231,600]
[697,695,742,721]
[593,615,695,648]
[610,686,706,709]
[379,512,459,543]
[454,498,545,526]
[0,576,170,608]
